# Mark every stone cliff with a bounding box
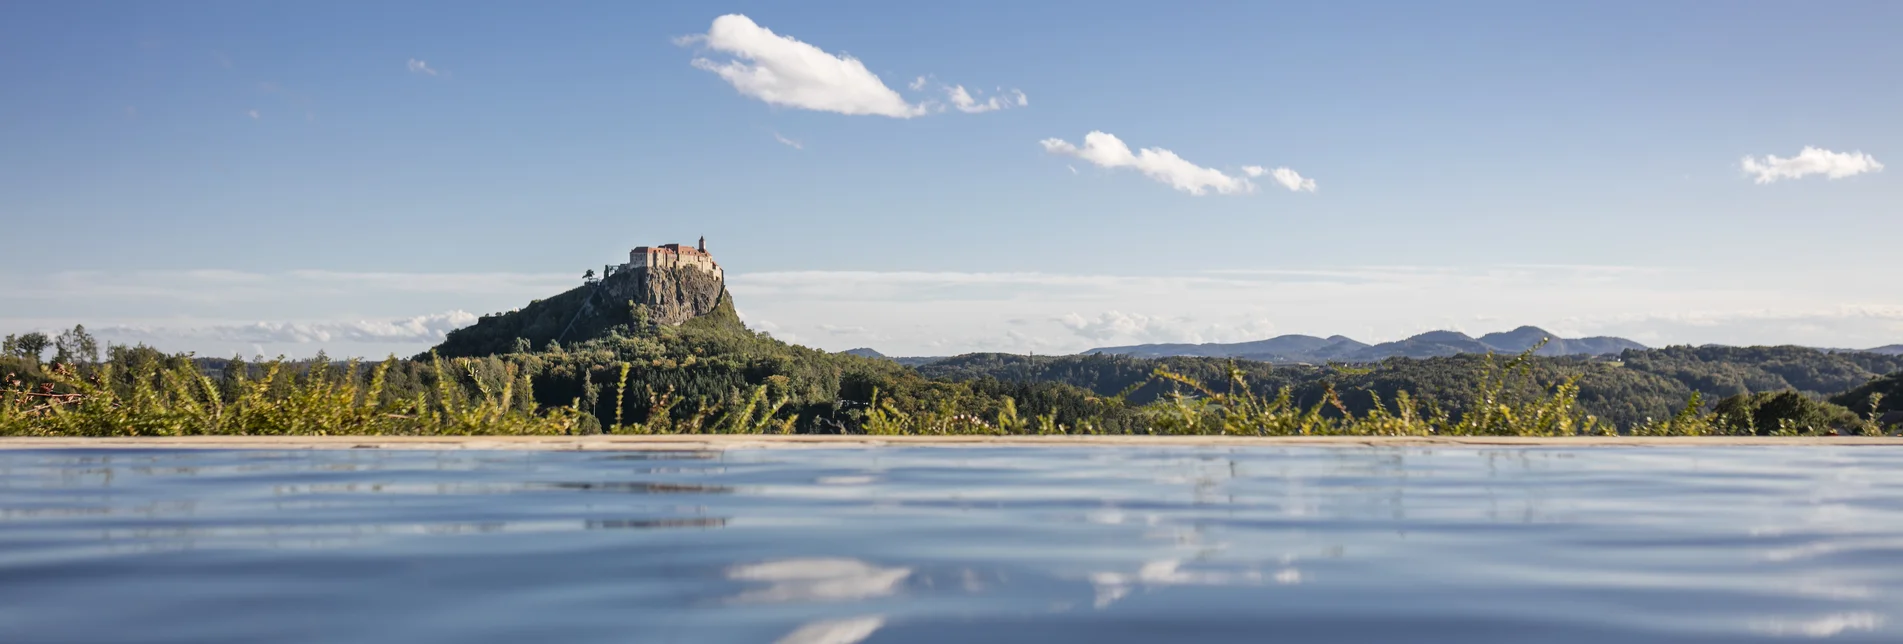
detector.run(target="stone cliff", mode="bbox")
[605,264,725,327]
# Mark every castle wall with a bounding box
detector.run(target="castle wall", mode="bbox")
[628,246,723,281]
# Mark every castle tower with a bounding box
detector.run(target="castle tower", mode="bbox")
[698,236,706,253]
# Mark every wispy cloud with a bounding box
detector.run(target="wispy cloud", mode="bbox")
[406,58,439,76]
[95,311,478,345]
[1741,146,1883,184]
[12,267,1899,359]
[1059,311,1276,345]
[944,85,1027,113]
[726,266,1903,354]
[0,269,576,305]
[1242,166,1317,192]
[773,132,803,150]
[680,14,926,118]
[246,109,260,120]
[1042,131,1254,195]
[817,324,870,336]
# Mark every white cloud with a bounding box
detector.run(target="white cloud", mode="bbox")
[0,268,579,357]
[1059,311,1176,343]
[0,269,577,304]
[680,16,1019,118]
[1741,146,1884,184]
[944,85,1026,113]
[725,266,1903,355]
[773,132,803,149]
[1269,167,1317,192]
[817,324,869,336]
[1041,131,1253,195]
[1242,166,1317,192]
[95,311,478,345]
[681,14,926,118]
[406,58,439,76]
[1058,311,1277,345]
[246,109,260,119]
[14,265,1903,360]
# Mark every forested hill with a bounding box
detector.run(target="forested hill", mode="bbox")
[1085,326,1645,362]
[915,345,1903,429]
[430,263,731,359]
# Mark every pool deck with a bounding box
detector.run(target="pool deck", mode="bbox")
[1,435,1898,450]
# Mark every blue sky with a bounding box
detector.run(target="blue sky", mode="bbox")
[2,1,1898,357]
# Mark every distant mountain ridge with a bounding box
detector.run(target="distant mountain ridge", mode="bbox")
[1085,326,1647,362]
[841,347,888,359]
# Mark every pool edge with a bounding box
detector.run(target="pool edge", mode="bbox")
[1,435,1899,450]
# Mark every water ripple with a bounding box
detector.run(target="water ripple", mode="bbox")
[2,446,1901,643]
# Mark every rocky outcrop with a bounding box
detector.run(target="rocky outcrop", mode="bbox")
[601,265,725,326]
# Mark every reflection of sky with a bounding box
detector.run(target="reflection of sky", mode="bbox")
[3,447,1903,642]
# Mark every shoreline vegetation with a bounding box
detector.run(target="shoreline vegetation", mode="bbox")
[4,321,1899,438]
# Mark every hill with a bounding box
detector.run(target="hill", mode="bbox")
[431,254,733,358]
[1085,326,1644,362]
[1476,327,1648,357]
[1085,334,1367,361]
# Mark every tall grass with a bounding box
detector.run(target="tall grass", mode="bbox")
[1,354,579,436]
[0,345,1871,437]
[1130,344,1619,437]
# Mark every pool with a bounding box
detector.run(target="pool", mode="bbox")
[2,446,1900,643]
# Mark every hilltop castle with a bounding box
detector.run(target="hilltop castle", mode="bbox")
[623,236,723,281]
[432,236,733,356]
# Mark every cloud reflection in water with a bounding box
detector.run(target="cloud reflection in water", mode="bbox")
[775,616,886,644]
[728,558,913,603]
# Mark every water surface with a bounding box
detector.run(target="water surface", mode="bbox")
[2,446,1901,643]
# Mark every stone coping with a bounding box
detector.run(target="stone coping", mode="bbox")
[1,435,1898,450]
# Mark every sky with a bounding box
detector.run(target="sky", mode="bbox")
[2,1,1899,358]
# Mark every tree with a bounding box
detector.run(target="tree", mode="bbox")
[221,354,250,400]
[1713,390,1864,435]
[52,325,100,366]
[629,301,651,330]
[1832,373,1903,420]
[583,269,597,284]
[6,332,50,363]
